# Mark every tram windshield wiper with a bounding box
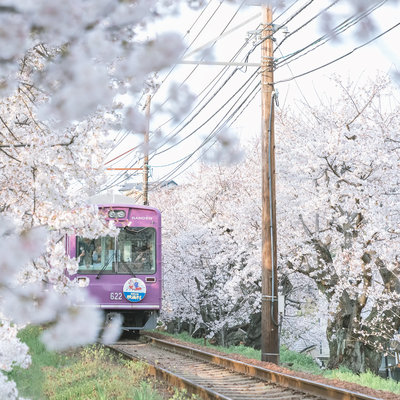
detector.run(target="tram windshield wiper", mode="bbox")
[124,227,147,234]
[96,253,114,279]
[121,262,136,278]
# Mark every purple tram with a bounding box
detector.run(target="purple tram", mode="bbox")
[67,194,162,332]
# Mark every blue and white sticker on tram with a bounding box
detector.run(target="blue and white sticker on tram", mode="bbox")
[123,278,146,303]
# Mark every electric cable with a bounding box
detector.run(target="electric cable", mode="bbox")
[153,0,227,110]
[149,66,260,159]
[109,51,258,188]
[104,59,260,192]
[274,20,400,85]
[147,2,394,186]
[104,1,323,188]
[151,21,254,137]
[275,0,388,69]
[149,83,260,187]
[146,72,260,168]
[238,0,316,73]
[152,0,251,133]
[276,47,313,110]
[147,14,264,157]
[272,0,306,25]
[108,0,297,179]
[275,0,340,52]
[150,45,253,151]
[104,0,394,191]
[148,77,261,188]
[103,0,217,176]
[149,0,216,101]
[274,0,316,37]
[106,0,252,185]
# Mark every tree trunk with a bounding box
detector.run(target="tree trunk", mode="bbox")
[327,327,382,373]
[326,294,382,374]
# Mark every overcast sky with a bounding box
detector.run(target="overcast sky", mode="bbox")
[105,0,400,189]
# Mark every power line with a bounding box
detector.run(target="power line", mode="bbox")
[102,0,218,184]
[274,20,400,85]
[147,11,265,158]
[104,145,139,166]
[104,1,399,192]
[149,66,260,159]
[105,0,256,190]
[237,1,309,69]
[149,0,216,101]
[150,2,398,185]
[275,0,388,69]
[184,12,261,59]
[149,84,260,187]
[157,1,226,108]
[274,0,316,37]
[151,0,253,134]
[149,65,249,155]
[105,2,221,164]
[275,0,339,51]
[276,48,312,110]
[272,0,306,25]
[105,1,321,189]
[149,77,261,187]
[152,32,254,138]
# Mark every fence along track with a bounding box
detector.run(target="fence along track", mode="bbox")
[110,336,382,400]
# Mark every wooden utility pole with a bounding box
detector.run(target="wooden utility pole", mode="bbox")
[143,95,150,206]
[261,4,279,364]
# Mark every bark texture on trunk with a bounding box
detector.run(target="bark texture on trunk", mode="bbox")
[326,291,388,374]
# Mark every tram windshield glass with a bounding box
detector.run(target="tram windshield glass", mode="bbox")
[77,227,156,274]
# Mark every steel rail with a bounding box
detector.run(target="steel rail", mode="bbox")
[144,336,382,400]
[109,343,231,400]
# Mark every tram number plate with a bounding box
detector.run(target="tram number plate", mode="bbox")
[110,292,122,300]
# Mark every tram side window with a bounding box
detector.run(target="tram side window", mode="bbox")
[77,236,115,273]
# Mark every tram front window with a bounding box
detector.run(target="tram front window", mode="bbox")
[118,227,156,274]
[77,236,115,273]
[76,228,156,274]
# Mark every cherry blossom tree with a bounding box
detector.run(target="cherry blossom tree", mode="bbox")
[0,1,397,396]
[153,74,400,375]
[0,1,203,397]
[153,152,263,345]
[277,74,400,373]
[153,142,329,351]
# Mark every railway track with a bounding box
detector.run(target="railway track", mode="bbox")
[109,335,382,400]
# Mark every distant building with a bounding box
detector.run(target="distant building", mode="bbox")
[119,180,178,198]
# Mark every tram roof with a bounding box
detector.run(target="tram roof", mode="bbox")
[86,193,157,208]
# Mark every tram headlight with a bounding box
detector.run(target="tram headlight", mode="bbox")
[116,210,125,218]
[108,210,126,219]
[77,277,90,287]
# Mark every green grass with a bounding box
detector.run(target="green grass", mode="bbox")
[7,326,63,399]
[11,327,400,397]
[132,381,164,400]
[324,368,400,395]
[159,331,400,395]
[9,326,190,400]
[159,332,321,373]
[42,345,160,400]
[280,346,323,374]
